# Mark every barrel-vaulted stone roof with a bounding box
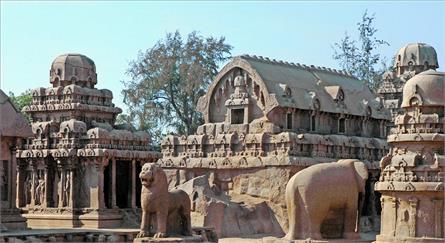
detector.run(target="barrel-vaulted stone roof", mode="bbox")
[199,55,390,121]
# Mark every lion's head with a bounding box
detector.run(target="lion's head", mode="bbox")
[139,163,165,188]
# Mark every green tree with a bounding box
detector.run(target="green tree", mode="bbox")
[8,90,32,121]
[333,10,390,91]
[122,31,232,143]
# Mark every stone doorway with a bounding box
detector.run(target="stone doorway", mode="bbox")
[135,163,142,208]
[116,161,130,208]
[104,162,111,209]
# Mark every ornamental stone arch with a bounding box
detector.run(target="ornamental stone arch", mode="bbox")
[199,57,272,123]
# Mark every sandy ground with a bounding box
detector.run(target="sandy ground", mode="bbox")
[219,232,378,243]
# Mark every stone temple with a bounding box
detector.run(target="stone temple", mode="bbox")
[158,54,391,237]
[15,54,160,228]
[377,43,439,134]
[0,90,32,230]
[1,43,443,243]
[375,70,444,242]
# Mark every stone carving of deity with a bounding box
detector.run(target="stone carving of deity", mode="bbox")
[63,173,70,206]
[35,178,45,205]
[24,174,32,205]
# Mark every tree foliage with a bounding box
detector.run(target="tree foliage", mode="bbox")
[122,31,233,143]
[8,90,32,121]
[333,10,390,91]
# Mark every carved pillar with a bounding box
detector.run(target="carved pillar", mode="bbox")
[408,197,418,237]
[67,162,74,208]
[90,158,107,209]
[391,197,398,237]
[131,159,136,208]
[9,147,15,208]
[57,162,66,207]
[30,161,37,206]
[111,157,117,208]
[42,164,49,207]
[16,161,26,208]
[98,160,106,209]
[433,199,443,238]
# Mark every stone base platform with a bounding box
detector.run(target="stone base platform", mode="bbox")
[261,237,374,243]
[22,209,123,228]
[0,227,217,242]
[0,209,27,230]
[375,235,445,243]
[134,235,205,243]
[0,228,139,242]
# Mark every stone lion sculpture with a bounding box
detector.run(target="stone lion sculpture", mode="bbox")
[136,163,192,238]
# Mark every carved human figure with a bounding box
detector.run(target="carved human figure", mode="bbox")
[64,173,70,206]
[24,173,31,205]
[35,178,45,205]
[136,163,192,238]
[285,159,368,240]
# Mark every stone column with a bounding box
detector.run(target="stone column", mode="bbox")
[30,161,37,206]
[433,199,443,238]
[43,164,49,207]
[408,198,418,237]
[391,197,398,237]
[98,160,106,209]
[58,163,66,207]
[16,161,26,208]
[67,163,74,208]
[131,159,136,208]
[111,157,117,208]
[90,158,106,209]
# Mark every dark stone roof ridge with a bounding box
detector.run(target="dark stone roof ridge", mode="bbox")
[237,54,355,79]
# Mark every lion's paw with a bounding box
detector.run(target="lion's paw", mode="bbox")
[136,231,149,238]
[154,232,167,238]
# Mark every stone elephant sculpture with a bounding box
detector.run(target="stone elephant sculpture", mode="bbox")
[284,159,368,240]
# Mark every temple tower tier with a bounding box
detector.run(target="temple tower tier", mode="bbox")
[377,43,439,134]
[15,53,161,228]
[375,70,445,243]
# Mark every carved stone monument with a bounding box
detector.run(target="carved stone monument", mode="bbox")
[284,159,368,240]
[375,70,444,242]
[0,89,32,230]
[137,163,192,238]
[377,43,438,134]
[158,55,391,237]
[15,53,160,228]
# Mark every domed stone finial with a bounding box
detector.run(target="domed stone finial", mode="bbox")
[401,70,444,108]
[50,53,97,88]
[394,43,439,76]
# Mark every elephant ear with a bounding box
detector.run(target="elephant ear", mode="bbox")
[353,161,369,182]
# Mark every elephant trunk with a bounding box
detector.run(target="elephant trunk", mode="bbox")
[355,192,365,232]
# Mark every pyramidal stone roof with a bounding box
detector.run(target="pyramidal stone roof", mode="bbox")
[0,89,33,138]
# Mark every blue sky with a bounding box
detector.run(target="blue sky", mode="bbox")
[2,1,444,111]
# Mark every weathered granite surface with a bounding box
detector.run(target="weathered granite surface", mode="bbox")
[0,89,32,230]
[15,53,160,228]
[375,70,444,242]
[377,43,438,134]
[158,55,391,237]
